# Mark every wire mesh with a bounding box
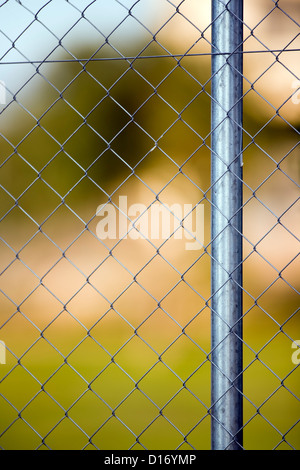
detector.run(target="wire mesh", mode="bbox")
[0,0,299,450]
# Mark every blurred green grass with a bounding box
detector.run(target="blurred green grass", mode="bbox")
[0,314,299,450]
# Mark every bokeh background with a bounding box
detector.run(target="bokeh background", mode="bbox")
[0,0,299,450]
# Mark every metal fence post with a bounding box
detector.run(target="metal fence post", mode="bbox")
[211,0,244,450]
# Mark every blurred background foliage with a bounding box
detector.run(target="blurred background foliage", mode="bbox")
[1,41,298,213]
[0,35,299,450]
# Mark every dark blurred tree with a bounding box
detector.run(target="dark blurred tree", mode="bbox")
[0,40,298,223]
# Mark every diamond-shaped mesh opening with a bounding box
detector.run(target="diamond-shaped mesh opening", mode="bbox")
[43,416,89,450]
[67,388,112,438]
[0,0,299,451]
[17,179,62,225]
[92,415,137,450]
[0,416,42,450]
[20,391,65,439]
[0,363,41,410]
[0,152,37,198]
[20,337,64,384]
[243,413,284,450]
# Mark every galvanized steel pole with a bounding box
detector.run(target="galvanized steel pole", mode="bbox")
[211,0,244,450]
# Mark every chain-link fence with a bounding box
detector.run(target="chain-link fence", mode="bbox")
[0,0,299,450]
